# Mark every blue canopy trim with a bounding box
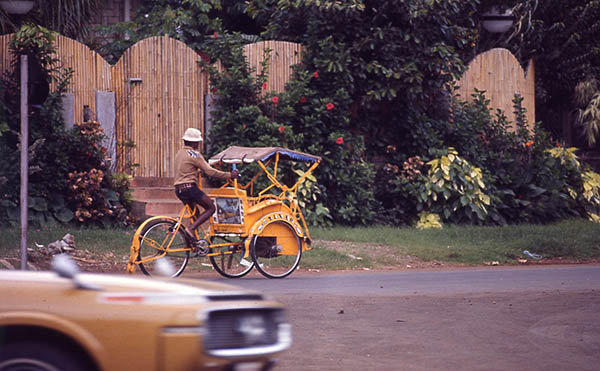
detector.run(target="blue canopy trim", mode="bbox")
[208,146,321,165]
[260,149,319,163]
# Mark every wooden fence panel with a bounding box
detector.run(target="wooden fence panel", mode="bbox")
[112,35,208,177]
[1,37,534,177]
[243,41,303,93]
[53,35,112,123]
[0,34,14,78]
[0,34,112,125]
[456,48,535,130]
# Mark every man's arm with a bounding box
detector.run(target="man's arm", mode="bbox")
[196,155,231,180]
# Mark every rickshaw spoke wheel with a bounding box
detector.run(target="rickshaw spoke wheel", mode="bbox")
[251,220,302,279]
[209,236,254,278]
[137,219,190,277]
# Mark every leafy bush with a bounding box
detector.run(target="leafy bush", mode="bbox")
[293,168,332,227]
[0,26,132,227]
[60,121,133,226]
[201,34,378,226]
[581,170,600,221]
[398,148,496,226]
[415,211,443,230]
[380,87,600,226]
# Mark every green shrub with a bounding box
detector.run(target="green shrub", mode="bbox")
[293,168,332,227]
[0,26,132,227]
[380,88,600,226]
[201,34,378,226]
[401,147,497,225]
[415,211,443,230]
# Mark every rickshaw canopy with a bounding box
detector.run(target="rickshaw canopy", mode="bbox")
[208,146,321,165]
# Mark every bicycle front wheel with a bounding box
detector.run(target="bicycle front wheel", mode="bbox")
[250,220,302,278]
[209,235,254,278]
[137,219,190,277]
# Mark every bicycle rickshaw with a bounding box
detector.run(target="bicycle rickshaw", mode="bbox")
[127,146,321,279]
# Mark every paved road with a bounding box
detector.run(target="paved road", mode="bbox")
[212,265,600,295]
[206,266,600,371]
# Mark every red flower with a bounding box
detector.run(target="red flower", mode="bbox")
[278,125,285,133]
[556,141,561,148]
[300,96,307,103]
[211,87,217,94]
[336,137,344,145]
[313,71,319,78]
[525,140,534,147]
[243,124,247,129]
[213,32,218,38]
[272,96,279,103]
[326,102,335,110]
[262,82,268,90]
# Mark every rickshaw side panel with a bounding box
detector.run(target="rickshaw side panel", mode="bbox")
[207,188,296,237]
[255,222,300,256]
[244,200,293,227]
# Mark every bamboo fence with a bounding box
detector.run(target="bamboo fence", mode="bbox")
[112,35,209,177]
[456,48,535,130]
[0,34,14,77]
[0,34,112,124]
[243,40,303,93]
[1,36,534,177]
[54,36,112,123]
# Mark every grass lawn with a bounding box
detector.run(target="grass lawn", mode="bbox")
[1,219,599,271]
[308,219,600,269]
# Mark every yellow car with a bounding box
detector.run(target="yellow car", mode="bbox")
[0,255,291,371]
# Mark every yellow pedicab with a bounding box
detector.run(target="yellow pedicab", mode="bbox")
[127,146,321,279]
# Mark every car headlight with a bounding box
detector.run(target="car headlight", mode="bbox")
[204,308,291,358]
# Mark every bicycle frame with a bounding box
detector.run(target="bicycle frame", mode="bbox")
[127,204,243,273]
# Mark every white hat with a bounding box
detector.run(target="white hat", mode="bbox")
[182,128,203,142]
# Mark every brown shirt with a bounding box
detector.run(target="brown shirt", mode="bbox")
[174,146,230,186]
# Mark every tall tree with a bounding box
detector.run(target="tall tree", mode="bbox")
[97,0,252,63]
[98,0,220,63]
[0,0,106,40]
[247,0,479,154]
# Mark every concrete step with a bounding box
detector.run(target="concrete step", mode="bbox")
[131,177,212,188]
[132,199,182,219]
[130,177,217,220]
[131,187,176,200]
[131,177,174,188]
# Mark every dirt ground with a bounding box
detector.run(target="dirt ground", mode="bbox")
[3,239,593,273]
[1,240,454,273]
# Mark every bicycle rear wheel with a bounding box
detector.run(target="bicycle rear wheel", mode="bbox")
[137,219,190,277]
[251,220,302,278]
[209,235,254,278]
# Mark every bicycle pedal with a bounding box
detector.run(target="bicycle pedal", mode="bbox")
[193,239,210,257]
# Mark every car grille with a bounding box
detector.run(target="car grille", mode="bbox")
[205,308,282,351]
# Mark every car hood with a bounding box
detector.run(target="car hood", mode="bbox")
[0,270,263,301]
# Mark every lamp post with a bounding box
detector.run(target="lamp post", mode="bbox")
[0,0,35,270]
